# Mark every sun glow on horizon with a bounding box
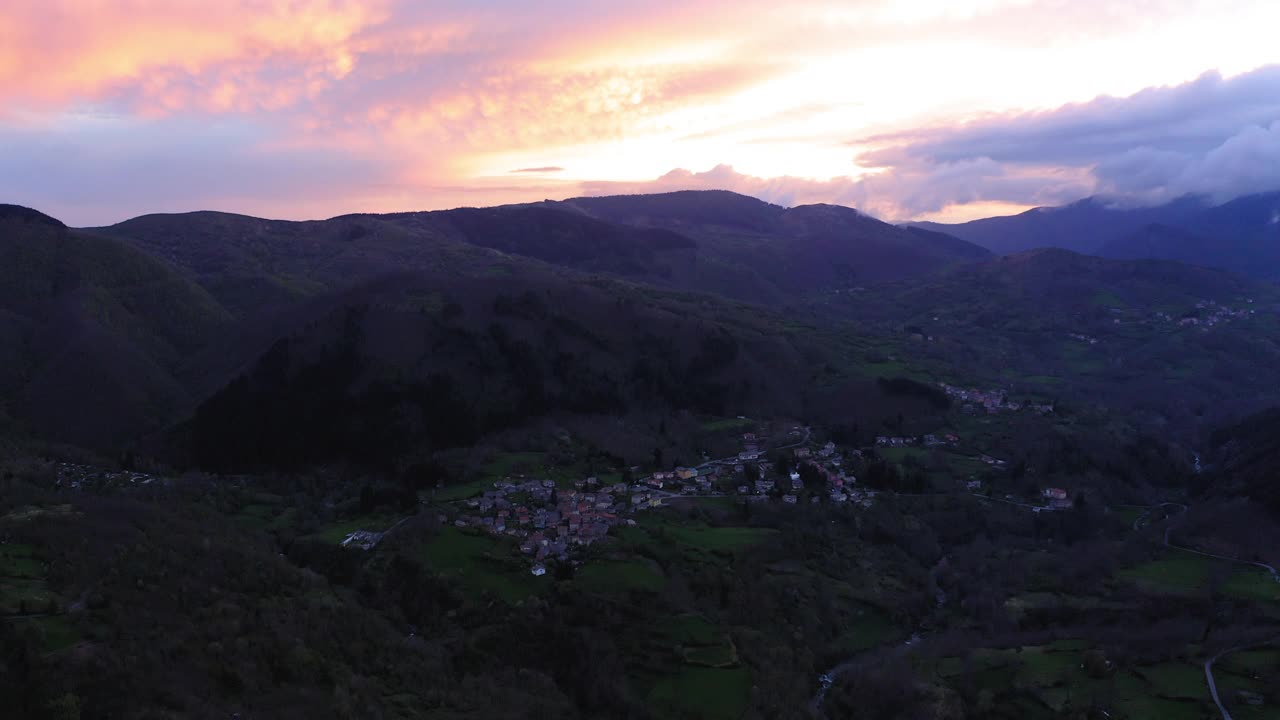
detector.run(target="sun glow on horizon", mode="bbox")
[2,0,1280,225]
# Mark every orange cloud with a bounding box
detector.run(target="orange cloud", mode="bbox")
[3,0,1278,226]
[0,0,389,110]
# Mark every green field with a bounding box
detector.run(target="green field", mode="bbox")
[1213,652,1278,720]
[421,527,537,604]
[0,543,54,616]
[934,642,1214,718]
[18,615,79,653]
[700,417,755,432]
[0,543,42,577]
[664,614,722,646]
[879,446,926,464]
[576,560,666,593]
[1090,289,1125,308]
[1019,374,1064,386]
[1220,648,1280,675]
[647,666,751,720]
[1111,670,1206,720]
[1120,549,1280,602]
[828,603,901,655]
[663,524,777,552]
[428,452,553,501]
[431,478,492,501]
[312,515,401,545]
[1110,505,1147,526]
[684,643,737,667]
[1135,662,1209,700]
[484,452,547,478]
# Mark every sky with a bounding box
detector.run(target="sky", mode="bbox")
[2,0,1280,226]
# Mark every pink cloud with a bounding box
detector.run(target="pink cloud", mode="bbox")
[0,1,390,112]
[578,162,1092,221]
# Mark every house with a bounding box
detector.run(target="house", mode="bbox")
[1042,488,1068,501]
[341,530,382,550]
[531,564,547,576]
[676,467,698,480]
[819,442,836,457]
[795,447,811,458]
[782,495,798,504]
[965,480,983,491]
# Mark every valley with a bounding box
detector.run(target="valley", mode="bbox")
[2,191,1280,720]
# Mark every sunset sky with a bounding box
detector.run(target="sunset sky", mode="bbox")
[3,0,1280,226]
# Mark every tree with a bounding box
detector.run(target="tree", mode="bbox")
[46,693,81,720]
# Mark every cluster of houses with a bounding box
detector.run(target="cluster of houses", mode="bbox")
[1171,300,1256,329]
[430,424,1090,575]
[441,431,893,573]
[647,466,715,494]
[1040,487,1074,510]
[938,383,1054,415]
[748,442,874,507]
[875,434,960,448]
[452,477,633,570]
[54,462,160,490]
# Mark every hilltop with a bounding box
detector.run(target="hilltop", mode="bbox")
[0,207,231,447]
[819,248,1280,434]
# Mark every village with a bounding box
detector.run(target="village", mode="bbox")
[41,427,1075,578]
[937,383,1055,414]
[434,423,1077,575]
[1167,299,1256,329]
[54,462,162,490]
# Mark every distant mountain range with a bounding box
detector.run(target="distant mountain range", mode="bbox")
[0,192,990,453]
[3,190,1280,463]
[913,191,1280,282]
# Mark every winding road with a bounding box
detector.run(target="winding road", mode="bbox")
[807,498,1279,718]
[1204,636,1280,720]
[1147,502,1280,584]
[1135,502,1279,719]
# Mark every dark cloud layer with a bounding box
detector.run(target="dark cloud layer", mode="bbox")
[856,65,1280,211]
